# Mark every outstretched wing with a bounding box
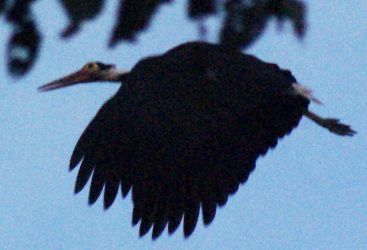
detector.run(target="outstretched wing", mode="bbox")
[70,94,135,209]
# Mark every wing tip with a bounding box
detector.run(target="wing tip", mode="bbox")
[69,153,82,171]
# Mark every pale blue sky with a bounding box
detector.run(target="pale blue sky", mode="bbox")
[1,1,366,249]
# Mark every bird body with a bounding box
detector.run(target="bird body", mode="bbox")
[40,41,355,239]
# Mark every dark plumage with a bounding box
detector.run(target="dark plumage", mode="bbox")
[40,42,355,239]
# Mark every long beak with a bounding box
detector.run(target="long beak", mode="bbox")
[38,69,97,92]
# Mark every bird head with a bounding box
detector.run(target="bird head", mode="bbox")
[39,61,126,92]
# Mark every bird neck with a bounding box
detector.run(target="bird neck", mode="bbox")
[116,71,129,82]
[104,70,128,82]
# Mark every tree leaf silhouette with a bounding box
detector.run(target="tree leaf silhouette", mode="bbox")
[59,0,105,38]
[5,0,41,76]
[188,0,217,18]
[220,0,306,50]
[109,0,172,46]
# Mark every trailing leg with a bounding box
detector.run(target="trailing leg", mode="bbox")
[304,110,356,136]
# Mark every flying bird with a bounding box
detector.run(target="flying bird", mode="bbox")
[39,42,355,239]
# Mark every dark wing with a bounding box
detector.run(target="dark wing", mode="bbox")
[69,42,309,239]
[70,92,136,209]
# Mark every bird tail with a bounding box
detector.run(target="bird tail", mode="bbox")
[292,83,322,105]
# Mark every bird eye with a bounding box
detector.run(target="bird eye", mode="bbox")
[83,62,98,71]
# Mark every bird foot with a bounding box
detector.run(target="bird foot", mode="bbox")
[321,118,356,136]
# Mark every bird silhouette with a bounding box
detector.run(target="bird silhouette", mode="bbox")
[39,42,355,239]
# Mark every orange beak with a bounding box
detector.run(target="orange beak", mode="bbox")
[38,68,98,92]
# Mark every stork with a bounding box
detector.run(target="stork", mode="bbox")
[39,42,355,239]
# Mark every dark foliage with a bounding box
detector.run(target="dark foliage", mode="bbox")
[60,0,105,37]
[3,0,41,76]
[220,0,306,49]
[0,0,306,76]
[7,21,40,75]
[188,0,217,18]
[109,0,173,46]
[0,0,5,13]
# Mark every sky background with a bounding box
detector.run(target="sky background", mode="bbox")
[1,1,366,249]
